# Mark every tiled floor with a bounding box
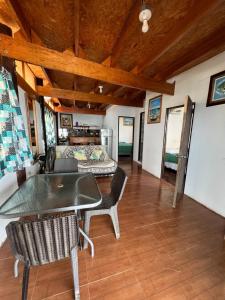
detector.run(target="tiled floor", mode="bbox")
[0,162,225,299]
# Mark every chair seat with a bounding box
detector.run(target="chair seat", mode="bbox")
[86,194,114,210]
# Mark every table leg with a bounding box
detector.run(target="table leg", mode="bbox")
[79,227,95,258]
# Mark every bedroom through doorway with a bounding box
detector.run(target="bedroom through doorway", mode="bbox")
[161,106,184,185]
[118,116,134,162]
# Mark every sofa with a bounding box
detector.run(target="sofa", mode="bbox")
[55,145,117,176]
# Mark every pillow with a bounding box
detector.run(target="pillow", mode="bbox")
[90,149,103,160]
[56,151,62,159]
[74,149,87,161]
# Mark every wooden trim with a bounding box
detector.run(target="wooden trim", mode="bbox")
[25,93,32,147]
[138,112,145,163]
[37,85,143,107]
[0,34,175,95]
[55,105,106,115]
[32,98,40,153]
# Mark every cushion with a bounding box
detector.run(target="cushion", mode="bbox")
[90,149,103,160]
[56,151,62,159]
[74,149,87,161]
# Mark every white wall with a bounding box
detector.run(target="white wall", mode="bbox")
[103,105,144,161]
[18,87,29,140]
[142,51,225,217]
[119,117,133,143]
[58,113,104,128]
[0,173,18,246]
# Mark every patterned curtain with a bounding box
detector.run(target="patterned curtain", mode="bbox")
[44,106,56,147]
[0,67,33,178]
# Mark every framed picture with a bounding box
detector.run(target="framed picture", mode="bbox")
[147,95,162,124]
[123,117,134,126]
[60,113,73,128]
[207,71,225,106]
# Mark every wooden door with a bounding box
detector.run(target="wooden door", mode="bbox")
[173,96,194,208]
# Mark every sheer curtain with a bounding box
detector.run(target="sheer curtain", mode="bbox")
[44,106,56,147]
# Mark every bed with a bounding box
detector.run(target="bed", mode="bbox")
[164,150,178,171]
[118,142,133,156]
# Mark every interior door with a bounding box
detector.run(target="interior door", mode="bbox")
[173,96,194,208]
[138,112,145,162]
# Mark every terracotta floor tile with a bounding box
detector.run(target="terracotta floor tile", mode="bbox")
[0,240,12,259]
[85,236,131,282]
[44,285,90,300]
[1,162,224,299]
[88,270,146,300]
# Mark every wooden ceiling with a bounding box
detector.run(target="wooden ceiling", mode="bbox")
[0,0,225,113]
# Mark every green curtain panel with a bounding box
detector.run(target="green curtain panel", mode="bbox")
[0,67,33,178]
[44,106,56,147]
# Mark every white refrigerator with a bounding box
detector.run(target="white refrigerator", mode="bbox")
[100,129,113,158]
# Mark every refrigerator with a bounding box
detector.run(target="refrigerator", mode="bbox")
[101,129,113,157]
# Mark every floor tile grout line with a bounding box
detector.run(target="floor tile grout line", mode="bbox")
[87,268,132,287]
[148,260,225,299]
[41,288,73,300]
[0,255,13,261]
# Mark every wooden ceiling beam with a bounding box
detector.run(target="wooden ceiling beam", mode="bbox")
[37,86,143,107]
[0,34,174,95]
[5,0,31,40]
[110,1,140,67]
[55,105,106,116]
[109,0,222,98]
[158,26,225,80]
[135,0,222,74]
[4,1,57,91]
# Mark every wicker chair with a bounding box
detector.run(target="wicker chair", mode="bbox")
[83,167,128,249]
[6,214,80,300]
[54,158,78,173]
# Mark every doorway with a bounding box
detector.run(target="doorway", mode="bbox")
[161,97,195,207]
[118,116,134,162]
[138,112,145,163]
[161,105,184,185]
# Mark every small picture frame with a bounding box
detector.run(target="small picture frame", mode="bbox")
[60,113,73,128]
[147,95,162,124]
[123,117,133,126]
[207,70,225,107]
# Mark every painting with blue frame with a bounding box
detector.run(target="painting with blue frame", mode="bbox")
[207,71,225,106]
[147,95,162,124]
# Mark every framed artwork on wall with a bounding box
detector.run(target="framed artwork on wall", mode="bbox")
[207,70,225,106]
[60,113,73,128]
[147,95,162,124]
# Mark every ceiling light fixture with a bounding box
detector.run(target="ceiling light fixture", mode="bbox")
[98,85,103,94]
[139,2,152,33]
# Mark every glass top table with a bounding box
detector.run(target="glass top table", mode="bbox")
[0,173,102,219]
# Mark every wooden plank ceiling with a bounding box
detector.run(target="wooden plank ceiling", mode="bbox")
[0,0,225,113]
